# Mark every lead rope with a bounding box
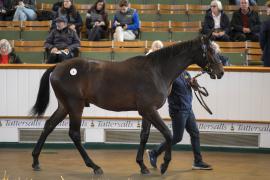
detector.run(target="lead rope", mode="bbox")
[192,71,213,115]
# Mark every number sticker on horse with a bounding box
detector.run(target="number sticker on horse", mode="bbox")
[70,68,77,76]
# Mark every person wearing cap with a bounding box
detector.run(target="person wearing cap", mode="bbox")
[113,0,140,42]
[202,0,230,41]
[259,1,270,67]
[53,0,83,36]
[44,16,80,64]
[230,0,261,42]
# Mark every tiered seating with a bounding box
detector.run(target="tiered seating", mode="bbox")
[80,41,112,61]
[216,41,246,65]
[6,39,262,65]
[0,21,21,40]
[21,21,51,40]
[3,0,267,65]
[158,4,188,21]
[0,21,51,41]
[246,41,263,66]
[140,21,170,41]
[13,40,45,63]
[216,41,263,65]
[112,41,146,61]
[170,21,201,41]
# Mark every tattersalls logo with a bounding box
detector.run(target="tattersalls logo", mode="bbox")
[91,120,95,128]
[231,123,235,131]
[137,121,141,128]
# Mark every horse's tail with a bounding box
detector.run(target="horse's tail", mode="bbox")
[31,66,56,117]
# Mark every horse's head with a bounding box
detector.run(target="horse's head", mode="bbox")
[196,35,224,79]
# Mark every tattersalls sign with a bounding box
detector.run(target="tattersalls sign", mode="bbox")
[0,118,270,133]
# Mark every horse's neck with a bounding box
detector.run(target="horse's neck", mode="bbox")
[154,43,197,85]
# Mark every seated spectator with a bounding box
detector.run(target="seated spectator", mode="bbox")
[259,1,270,67]
[202,0,230,42]
[146,40,163,55]
[53,0,83,36]
[12,0,37,21]
[86,0,109,41]
[230,0,261,42]
[0,39,22,64]
[0,0,14,21]
[113,0,140,42]
[45,16,80,64]
[229,0,257,6]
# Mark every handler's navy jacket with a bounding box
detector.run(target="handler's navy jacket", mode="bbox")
[168,71,192,112]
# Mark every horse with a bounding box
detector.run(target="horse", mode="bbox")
[31,35,224,175]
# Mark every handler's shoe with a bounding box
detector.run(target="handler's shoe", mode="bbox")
[192,161,213,170]
[146,149,157,168]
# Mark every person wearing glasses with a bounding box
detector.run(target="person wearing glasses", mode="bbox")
[0,39,22,64]
[202,0,230,41]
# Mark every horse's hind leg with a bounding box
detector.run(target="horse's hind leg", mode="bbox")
[136,119,151,174]
[32,105,67,170]
[67,100,103,175]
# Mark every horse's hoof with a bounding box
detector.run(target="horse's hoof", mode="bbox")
[32,163,41,171]
[160,163,168,175]
[141,168,150,175]
[94,167,104,175]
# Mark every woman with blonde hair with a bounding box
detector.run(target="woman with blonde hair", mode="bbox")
[0,39,22,64]
[146,40,164,55]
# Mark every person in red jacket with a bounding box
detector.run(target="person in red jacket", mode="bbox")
[0,39,22,64]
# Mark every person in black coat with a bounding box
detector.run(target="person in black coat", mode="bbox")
[0,0,14,21]
[230,0,261,42]
[45,16,80,64]
[86,0,109,41]
[202,0,230,41]
[259,1,270,67]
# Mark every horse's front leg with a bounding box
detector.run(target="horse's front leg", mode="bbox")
[136,119,151,174]
[67,100,103,175]
[142,109,172,174]
[32,106,67,171]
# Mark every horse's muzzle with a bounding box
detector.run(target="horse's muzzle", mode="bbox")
[217,71,224,79]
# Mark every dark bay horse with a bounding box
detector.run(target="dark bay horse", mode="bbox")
[31,35,224,175]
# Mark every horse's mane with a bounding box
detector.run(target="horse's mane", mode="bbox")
[146,37,201,62]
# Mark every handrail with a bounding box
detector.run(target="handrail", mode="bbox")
[1,64,270,72]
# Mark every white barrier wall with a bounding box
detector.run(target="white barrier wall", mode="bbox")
[0,68,270,121]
